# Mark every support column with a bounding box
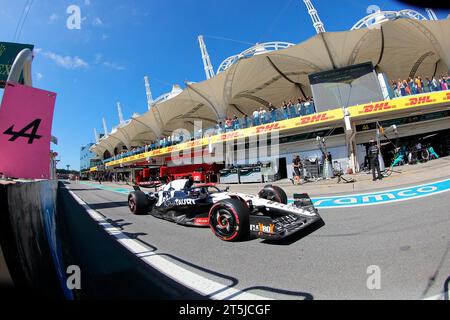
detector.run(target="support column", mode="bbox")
[344,109,357,173]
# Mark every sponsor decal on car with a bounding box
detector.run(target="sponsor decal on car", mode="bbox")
[174,198,196,205]
[250,223,275,235]
[194,217,209,225]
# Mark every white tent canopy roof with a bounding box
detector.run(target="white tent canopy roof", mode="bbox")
[91,18,450,157]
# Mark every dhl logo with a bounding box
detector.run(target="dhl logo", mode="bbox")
[295,113,333,126]
[444,92,450,101]
[359,102,394,114]
[406,95,434,106]
[219,131,241,141]
[255,122,284,134]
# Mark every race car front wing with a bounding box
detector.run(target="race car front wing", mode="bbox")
[249,193,323,240]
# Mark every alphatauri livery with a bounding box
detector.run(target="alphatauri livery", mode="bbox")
[128,178,324,241]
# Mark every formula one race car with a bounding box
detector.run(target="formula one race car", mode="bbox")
[128,178,323,242]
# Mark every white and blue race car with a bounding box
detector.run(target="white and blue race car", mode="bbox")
[128,178,324,242]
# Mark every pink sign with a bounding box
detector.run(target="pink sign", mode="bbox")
[0,82,56,179]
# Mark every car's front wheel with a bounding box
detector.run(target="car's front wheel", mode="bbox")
[128,191,149,215]
[209,199,249,242]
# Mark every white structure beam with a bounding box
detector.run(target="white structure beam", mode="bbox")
[303,0,326,34]
[198,35,215,80]
[144,76,154,110]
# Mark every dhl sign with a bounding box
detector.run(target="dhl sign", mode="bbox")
[105,108,344,167]
[295,112,336,126]
[349,90,450,118]
[89,166,98,172]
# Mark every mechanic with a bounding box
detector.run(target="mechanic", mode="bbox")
[292,155,303,185]
[368,139,382,181]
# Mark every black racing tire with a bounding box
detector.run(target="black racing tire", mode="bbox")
[258,185,288,204]
[208,199,250,242]
[128,191,149,215]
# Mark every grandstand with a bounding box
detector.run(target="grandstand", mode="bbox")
[86,8,450,184]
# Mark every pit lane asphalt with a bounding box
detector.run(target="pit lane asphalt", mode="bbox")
[66,182,450,300]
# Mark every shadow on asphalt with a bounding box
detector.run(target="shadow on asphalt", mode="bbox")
[87,201,129,210]
[64,186,315,299]
[154,252,314,300]
[261,219,326,246]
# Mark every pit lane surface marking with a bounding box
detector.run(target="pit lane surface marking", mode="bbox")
[309,178,450,208]
[67,186,270,300]
[80,178,450,209]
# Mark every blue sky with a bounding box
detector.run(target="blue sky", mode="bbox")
[0,0,447,170]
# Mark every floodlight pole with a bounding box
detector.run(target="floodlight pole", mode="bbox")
[303,0,326,34]
[144,76,154,110]
[198,35,215,79]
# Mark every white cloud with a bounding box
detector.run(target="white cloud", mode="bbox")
[93,53,126,71]
[38,50,89,69]
[101,34,108,41]
[48,13,58,23]
[36,73,43,80]
[94,53,103,64]
[92,17,103,26]
[102,61,126,71]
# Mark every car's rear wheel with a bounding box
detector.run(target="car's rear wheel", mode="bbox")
[128,191,149,215]
[258,185,288,204]
[209,199,249,242]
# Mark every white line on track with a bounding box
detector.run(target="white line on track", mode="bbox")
[66,186,271,300]
[423,292,447,300]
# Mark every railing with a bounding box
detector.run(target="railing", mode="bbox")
[104,102,316,163]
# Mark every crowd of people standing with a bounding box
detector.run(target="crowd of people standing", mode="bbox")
[391,74,449,97]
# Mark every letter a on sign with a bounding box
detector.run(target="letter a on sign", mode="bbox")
[0,82,56,179]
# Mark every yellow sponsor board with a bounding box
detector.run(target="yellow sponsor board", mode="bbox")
[348,90,450,118]
[89,166,98,172]
[105,108,344,167]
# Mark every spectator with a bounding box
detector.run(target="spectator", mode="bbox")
[404,79,411,95]
[225,118,233,132]
[296,98,305,116]
[431,77,439,91]
[233,114,240,130]
[259,107,267,124]
[408,77,416,95]
[268,103,277,122]
[415,76,422,94]
[252,109,259,126]
[288,99,297,118]
[243,114,250,128]
[216,121,223,134]
[392,80,399,97]
[282,101,289,120]
[440,77,448,91]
